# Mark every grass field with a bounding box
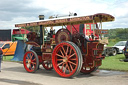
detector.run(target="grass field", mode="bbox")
[99,40,128,71]
[107,41,117,47]
[100,54,128,71]
[2,56,14,61]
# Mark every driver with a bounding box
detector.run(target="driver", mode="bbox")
[48,26,55,38]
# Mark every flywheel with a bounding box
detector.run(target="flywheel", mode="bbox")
[55,29,71,44]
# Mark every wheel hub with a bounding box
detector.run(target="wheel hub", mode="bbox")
[28,60,31,64]
[63,57,68,63]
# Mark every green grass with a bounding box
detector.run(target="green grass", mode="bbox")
[107,41,117,47]
[100,54,128,71]
[100,39,128,71]
[3,56,14,61]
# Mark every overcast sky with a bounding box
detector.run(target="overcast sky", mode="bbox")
[0,0,128,29]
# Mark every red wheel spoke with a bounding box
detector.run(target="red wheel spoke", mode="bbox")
[62,46,66,55]
[61,62,65,71]
[67,63,71,73]
[26,55,29,60]
[56,53,63,58]
[29,54,32,60]
[63,64,67,74]
[30,53,33,60]
[60,49,64,57]
[69,58,77,61]
[31,62,36,65]
[29,64,32,70]
[57,62,64,66]
[26,59,29,62]
[69,63,73,71]
[69,48,72,55]
[68,53,76,59]
[31,58,36,62]
[57,59,63,61]
[32,65,36,69]
[26,62,28,65]
[66,46,69,56]
[68,61,76,66]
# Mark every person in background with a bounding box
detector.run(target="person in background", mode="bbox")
[0,48,3,72]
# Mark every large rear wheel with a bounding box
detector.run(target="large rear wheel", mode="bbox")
[52,41,83,77]
[23,50,39,73]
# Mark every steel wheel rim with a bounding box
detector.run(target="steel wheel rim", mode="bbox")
[112,49,117,56]
[52,42,82,77]
[42,60,53,70]
[23,51,38,72]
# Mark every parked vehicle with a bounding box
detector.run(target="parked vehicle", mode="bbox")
[0,41,17,56]
[103,46,119,56]
[113,41,127,54]
[15,13,114,77]
[123,41,128,59]
[102,41,127,57]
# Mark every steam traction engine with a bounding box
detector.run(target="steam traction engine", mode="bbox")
[15,13,114,77]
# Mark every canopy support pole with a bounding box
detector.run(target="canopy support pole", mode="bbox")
[100,20,102,40]
[93,20,95,36]
[19,27,25,42]
[40,25,44,45]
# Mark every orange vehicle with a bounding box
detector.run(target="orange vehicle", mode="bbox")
[0,41,17,55]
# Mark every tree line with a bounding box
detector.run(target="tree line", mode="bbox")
[104,28,128,41]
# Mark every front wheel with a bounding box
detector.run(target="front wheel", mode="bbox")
[52,41,83,77]
[23,50,39,73]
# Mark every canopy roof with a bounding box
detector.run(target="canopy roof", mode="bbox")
[15,13,115,27]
